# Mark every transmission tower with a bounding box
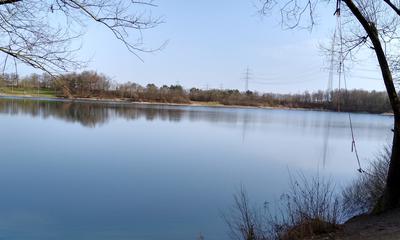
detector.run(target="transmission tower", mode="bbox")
[326,26,338,103]
[242,67,252,92]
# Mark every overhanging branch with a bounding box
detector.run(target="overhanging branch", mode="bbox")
[0,0,21,5]
[383,0,400,16]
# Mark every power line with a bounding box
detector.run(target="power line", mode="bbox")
[250,78,322,85]
[352,67,380,72]
[253,68,325,81]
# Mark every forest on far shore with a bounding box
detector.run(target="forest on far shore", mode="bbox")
[0,71,391,114]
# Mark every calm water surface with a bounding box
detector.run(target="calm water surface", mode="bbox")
[0,98,393,240]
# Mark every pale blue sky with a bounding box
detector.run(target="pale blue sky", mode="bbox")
[31,1,388,93]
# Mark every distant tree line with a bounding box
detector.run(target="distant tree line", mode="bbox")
[0,71,392,114]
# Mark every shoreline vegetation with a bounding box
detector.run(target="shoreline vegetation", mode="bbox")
[225,148,400,240]
[0,71,393,114]
[0,93,394,116]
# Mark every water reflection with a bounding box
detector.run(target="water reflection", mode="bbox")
[322,112,332,167]
[0,97,394,240]
[0,98,393,137]
[0,98,186,127]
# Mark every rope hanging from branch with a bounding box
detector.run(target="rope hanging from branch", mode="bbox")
[334,0,370,175]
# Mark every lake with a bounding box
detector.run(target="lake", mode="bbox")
[0,97,393,240]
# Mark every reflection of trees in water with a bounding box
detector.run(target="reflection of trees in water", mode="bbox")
[0,99,392,135]
[0,99,253,127]
[0,99,110,127]
[0,99,189,127]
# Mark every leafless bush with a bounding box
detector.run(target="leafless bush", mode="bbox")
[225,174,341,240]
[223,186,268,240]
[225,145,392,239]
[342,146,390,218]
[269,174,341,240]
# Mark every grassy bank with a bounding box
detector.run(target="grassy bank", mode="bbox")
[0,87,57,98]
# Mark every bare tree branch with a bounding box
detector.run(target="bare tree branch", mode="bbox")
[383,0,400,16]
[0,0,162,74]
[0,0,21,5]
[258,0,400,211]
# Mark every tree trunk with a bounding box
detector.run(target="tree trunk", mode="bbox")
[382,116,400,210]
[343,0,400,212]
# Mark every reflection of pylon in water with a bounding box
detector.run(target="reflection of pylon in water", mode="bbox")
[322,113,332,167]
[241,112,250,143]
